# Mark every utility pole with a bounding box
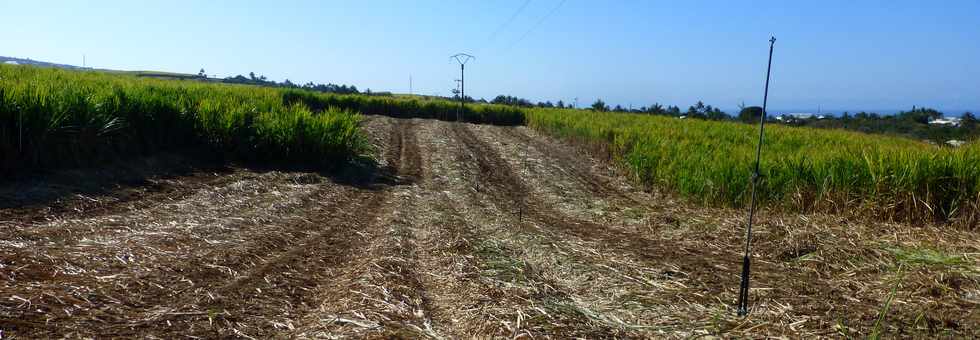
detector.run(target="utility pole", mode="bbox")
[450,53,474,122]
[737,36,776,317]
[409,75,413,96]
[452,80,462,121]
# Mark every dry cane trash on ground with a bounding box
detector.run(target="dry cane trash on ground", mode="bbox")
[1,116,978,338]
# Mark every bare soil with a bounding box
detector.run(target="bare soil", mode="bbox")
[2,116,978,338]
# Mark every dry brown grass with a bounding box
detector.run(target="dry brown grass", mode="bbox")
[1,116,977,338]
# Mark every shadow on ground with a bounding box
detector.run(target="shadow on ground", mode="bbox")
[0,152,405,221]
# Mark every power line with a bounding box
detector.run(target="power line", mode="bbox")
[509,0,567,48]
[488,0,532,42]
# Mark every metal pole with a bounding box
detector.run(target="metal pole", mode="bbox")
[450,53,474,122]
[737,36,776,317]
[519,137,529,223]
[460,63,465,122]
[19,110,23,153]
[454,79,461,122]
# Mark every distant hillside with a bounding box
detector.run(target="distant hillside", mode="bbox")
[1,56,213,81]
[0,56,372,99]
[0,56,89,70]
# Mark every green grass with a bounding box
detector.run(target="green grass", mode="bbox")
[0,64,364,173]
[0,64,524,175]
[4,64,977,224]
[278,89,525,125]
[525,109,980,222]
[869,267,903,340]
[887,247,967,267]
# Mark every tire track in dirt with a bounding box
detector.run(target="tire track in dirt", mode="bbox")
[428,190,625,338]
[483,129,851,329]
[482,125,737,266]
[364,118,438,336]
[451,123,746,321]
[501,127,644,208]
[1,170,350,335]
[498,126,704,238]
[363,119,618,338]
[3,176,360,338]
[186,188,390,339]
[1,118,413,338]
[289,118,438,338]
[447,122,654,337]
[111,120,420,338]
[464,124,854,336]
[0,166,238,240]
[394,118,425,181]
[157,120,428,338]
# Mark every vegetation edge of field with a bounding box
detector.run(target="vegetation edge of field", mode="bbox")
[2,64,977,226]
[525,109,979,227]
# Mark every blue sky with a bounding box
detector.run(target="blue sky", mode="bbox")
[4,1,979,113]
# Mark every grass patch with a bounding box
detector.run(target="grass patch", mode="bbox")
[0,64,525,175]
[0,64,365,174]
[887,247,967,267]
[525,109,980,223]
[474,239,531,283]
[7,64,977,227]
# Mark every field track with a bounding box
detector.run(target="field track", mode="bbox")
[2,117,978,338]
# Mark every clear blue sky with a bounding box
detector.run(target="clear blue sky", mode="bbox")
[4,0,979,114]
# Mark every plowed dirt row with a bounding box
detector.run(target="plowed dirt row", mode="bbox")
[1,116,978,338]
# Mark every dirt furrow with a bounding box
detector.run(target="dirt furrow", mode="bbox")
[1,174,357,337]
[5,115,976,338]
[479,124,741,274]
[0,165,238,244]
[468,123,962,337]
[180,187,391,339]
[451,122,765,335]
[289,118,438,338]
[0,119,410,338]
[453,124,680,264]
[408,119,616,337]
[447,122,653,337]
[501,127,645,207]
[165,119,426,338]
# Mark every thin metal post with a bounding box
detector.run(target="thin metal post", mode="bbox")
[454,79,461,121]
[19,110,23,153]
[519,137,529,223]
[460,63,465,121]
[737,36,776,317]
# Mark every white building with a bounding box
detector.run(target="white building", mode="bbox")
[776,113,826,121]
[929,117,961,127]
[946,140,966,147]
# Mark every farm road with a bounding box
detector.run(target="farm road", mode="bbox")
[2,116,978,338]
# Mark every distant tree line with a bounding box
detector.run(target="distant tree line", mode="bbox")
[783,108,977,143]
[572,98,977,143]
[588,98,723,120]
[444,94,569,108]
[212,71,978,143]
[484,95,580,109]
[221,71,375,95]
[587,98,979,142]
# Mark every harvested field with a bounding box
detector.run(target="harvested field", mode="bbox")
[2,116,978,338]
